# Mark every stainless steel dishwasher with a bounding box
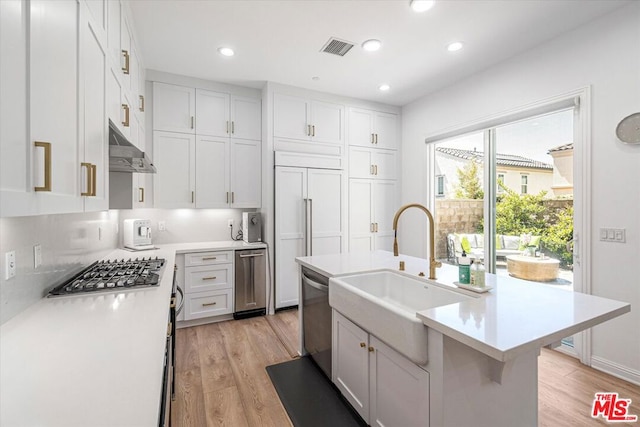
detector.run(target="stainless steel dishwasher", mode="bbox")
[301,266,331,378]
[234,249,267,319]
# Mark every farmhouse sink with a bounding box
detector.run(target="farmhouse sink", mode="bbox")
[329,270,474,365]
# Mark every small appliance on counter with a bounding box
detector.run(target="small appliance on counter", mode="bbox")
[123,218,155,251]
[242,212,262,243]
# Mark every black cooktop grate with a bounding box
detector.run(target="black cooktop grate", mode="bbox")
[48,257,166,296]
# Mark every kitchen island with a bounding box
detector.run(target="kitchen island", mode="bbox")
[296,250,631,427]
[0,241,264,427]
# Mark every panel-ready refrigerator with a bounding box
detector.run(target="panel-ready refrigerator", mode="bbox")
[233,249,266,319]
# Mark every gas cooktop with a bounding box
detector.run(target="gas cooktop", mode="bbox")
[48,257,166,297]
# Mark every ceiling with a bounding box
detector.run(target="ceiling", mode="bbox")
[128,0,629,106]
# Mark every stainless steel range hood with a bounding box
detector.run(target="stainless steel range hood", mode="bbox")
[109,120,156,173]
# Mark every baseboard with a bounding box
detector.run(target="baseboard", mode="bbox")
[590,356,640,386]
[177,314,234,329]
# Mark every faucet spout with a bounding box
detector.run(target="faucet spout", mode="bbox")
[392,203,442,280]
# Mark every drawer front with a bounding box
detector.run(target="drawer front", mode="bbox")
[184,251,233,266]
[184,289,233,320]
[185,264,233,293]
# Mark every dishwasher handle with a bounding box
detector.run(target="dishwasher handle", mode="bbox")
[239,253,264,258]
[303,275,328,292]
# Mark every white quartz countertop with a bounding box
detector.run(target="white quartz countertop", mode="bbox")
[296,251,631,362]
[0,240,263,427]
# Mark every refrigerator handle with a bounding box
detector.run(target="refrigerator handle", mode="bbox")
[303,198,309,256]
[309,198,313,256]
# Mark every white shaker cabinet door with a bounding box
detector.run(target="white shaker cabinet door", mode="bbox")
[372,180,398,253]
[30,0,83,214]
[310,100,343,145]
[195,136,229,208]
[307,169,344,256]
[373,112,398,150]
[0,0,33,216]
[107,0,121,66]
[372,150,397,180]
[333,311,370,423]
[348,179,374,253]
[195,89,230,138]
[275,167,307,309]
[348,147,374,179]
[231,96,261,141]
[153,82,196,134]
[274,93,310,141]
[153,131,195,208]
[348,108,375,148]
[230,139,261,208]
[369,336,429,427]
[80,5,109,212]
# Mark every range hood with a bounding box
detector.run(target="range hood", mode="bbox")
[109,120,156,173]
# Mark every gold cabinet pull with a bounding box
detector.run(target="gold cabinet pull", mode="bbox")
[371,133,375,144]
[231,192,234,203]
[167,322,172,337]
[307,124,311,136]
[368,346,375,352]
[370,223,374,233]
[202,302,217,307]
[191,116,194,129]
[226,121,230,134]
[81,162,92,196]
[311,125,315,137]
[374,165,378,175]
[375,133,378,144]
[122,104,130,127]
[374,223,378,233]
[138,187,144,203]
[121,50,129,74]
[359,342,366,348]
[370,165,374,175]
[202,256,217,261]
[139,95,145,112]
[232,121,235,134]
[201,276,217,281]
[90,163,97,196]
[226,192,229,203]
[34,141,52,192]
[191,191,195,203]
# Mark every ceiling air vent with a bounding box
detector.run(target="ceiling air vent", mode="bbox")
[320,37,354,57]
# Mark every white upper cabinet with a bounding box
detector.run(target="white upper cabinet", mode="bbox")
[348,107,398,150]
[349,147,397,180]
[230,139,262,208]
[231,96,262,141]
[153,82,196,134]
[153,131,196,208]
[29,0,83,214]
[196,89,230,137]
[274,93,343,144]
[107,0,121,66]
[195,136,229,208]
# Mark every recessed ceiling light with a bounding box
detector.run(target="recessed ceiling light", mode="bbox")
[378,84,390,92]
[362,39,382,52]
[447,42,463,52]
[410,0,435,13]
[217,47,235,57]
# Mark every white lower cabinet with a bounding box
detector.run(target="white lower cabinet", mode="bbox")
[333,310,430,426]
[182,251,234,321]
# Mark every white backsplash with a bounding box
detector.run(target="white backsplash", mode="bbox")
[0,210,119,324]
[117,208,255,246]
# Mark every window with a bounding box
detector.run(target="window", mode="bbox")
[497,173,505,194]
[436,175,445,197]
[521,175,528,194]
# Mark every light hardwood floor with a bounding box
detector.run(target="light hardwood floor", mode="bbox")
[173,310,639,427]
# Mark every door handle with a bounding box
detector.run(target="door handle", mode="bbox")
[308,198,313,256]
[239,253,265,258]
[34,141,52,192]
[91,163,97,196]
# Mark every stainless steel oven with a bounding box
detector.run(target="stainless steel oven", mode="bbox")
[301,266,331,378]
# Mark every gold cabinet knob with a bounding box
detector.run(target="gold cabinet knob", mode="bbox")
[368,346,375,352]
[418,272,425,277]
[399,261,405,271]
[360,342,366,348]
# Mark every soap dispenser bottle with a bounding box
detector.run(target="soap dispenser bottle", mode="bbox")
[458,250,471,284]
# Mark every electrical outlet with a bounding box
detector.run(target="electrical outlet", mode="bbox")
[228,219,234,228]
[158,221,167,231]
[5,251,16,280]
[34,245,42,269]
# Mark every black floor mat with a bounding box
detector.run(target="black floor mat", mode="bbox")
[266,356,367,427]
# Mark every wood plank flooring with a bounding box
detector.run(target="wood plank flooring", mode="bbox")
[173,311,640,427]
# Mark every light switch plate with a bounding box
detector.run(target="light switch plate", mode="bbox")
[158,221,167,231]
[600,228,626,243]
[5,251,16,280]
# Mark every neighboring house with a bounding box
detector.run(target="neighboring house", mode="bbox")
[434,147,554,198]
[547,143,574,197]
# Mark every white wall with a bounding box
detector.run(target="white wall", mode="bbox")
[0,211,119,324]
[401,3,640,381]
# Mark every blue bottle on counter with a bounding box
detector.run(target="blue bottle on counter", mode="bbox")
[458,250,471,284]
